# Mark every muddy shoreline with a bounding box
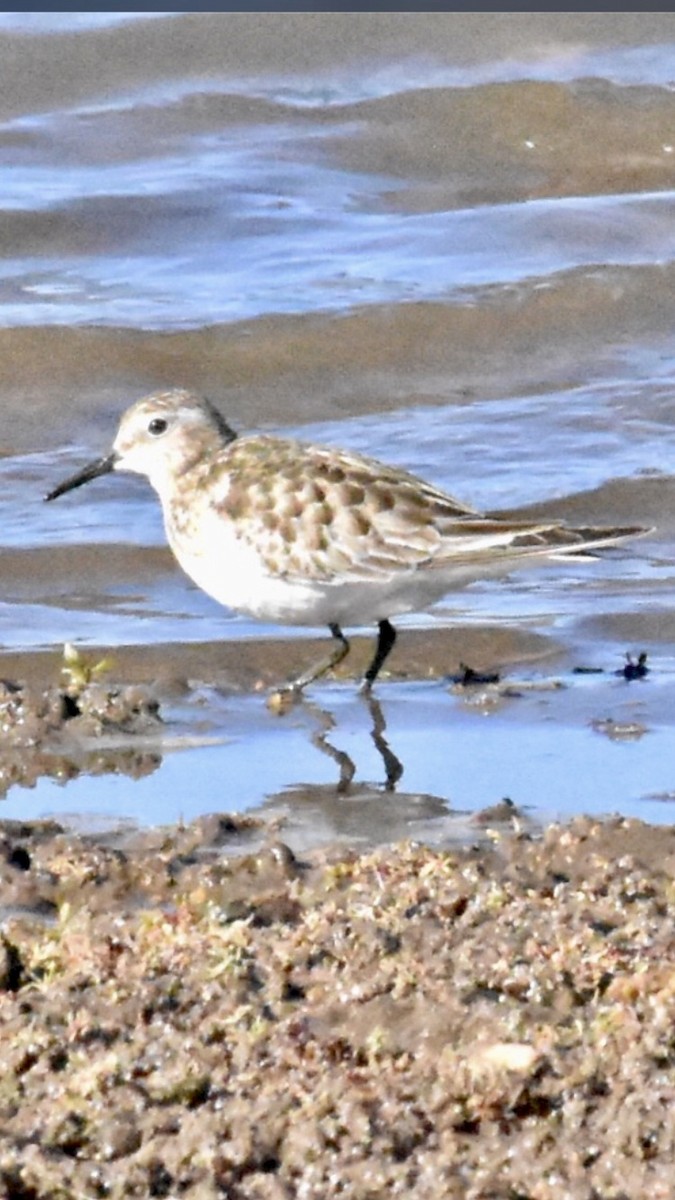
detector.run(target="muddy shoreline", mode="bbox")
[0,623,561,691]
[0,624,666,1197]
[0,648,670,1196]
[0,811,673,1196]
[0,628,617,814]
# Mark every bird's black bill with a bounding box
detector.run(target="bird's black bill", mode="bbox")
[44,452,118,502]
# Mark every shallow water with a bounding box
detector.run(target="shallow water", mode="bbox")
[2,13,675,843]
[6,666,675,847]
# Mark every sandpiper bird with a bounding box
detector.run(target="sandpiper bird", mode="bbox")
[46,389,646,693]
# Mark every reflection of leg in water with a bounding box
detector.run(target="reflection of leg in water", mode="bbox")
[362,691,404,792]
[304,694,403,794]
[307,702,356,795]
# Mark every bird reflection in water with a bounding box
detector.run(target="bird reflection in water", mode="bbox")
[305,692,404,794]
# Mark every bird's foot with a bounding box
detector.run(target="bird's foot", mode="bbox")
[267,683,305,714]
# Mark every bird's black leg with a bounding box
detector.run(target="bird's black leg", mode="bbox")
[326,622,351,674]
[287,622,351,692]
[362,619,397,689]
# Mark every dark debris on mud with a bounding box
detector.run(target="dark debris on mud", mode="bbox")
[0,813,673,1198]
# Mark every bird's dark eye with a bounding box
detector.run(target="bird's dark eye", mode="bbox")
[148,417,168,436]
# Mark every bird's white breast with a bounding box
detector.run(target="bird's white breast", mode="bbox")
[162,501,334,624]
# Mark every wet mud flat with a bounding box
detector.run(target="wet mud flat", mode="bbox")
[0,625,651,828]
[0,812,673,1198]
[0,625,560,799]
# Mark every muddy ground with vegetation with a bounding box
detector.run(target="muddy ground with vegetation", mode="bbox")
[0,649,670,1197]
[0,805,673,1199]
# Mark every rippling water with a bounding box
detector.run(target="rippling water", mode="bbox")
[2,13,675,834]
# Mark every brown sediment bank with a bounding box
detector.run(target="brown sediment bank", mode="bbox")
[0,623,559,692]
[0,812,673,1196]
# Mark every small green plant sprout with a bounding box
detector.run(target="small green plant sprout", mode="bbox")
[61,642,115,696]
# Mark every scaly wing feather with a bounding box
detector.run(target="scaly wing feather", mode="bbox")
[206,435,643,584]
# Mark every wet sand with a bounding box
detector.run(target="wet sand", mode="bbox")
[5,270,675,450]
[0,624,558,693]
[0,810,673,1196]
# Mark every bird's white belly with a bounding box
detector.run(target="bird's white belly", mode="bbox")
[165,510,335,625]
[163,506,449,629]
